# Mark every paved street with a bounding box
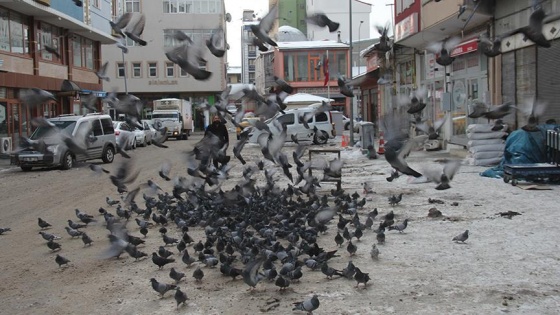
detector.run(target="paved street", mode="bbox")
[0,132,560,314]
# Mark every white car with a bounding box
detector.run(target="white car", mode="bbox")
[113,121,136,150]
[342,115,359,131]
[133,120,154,147]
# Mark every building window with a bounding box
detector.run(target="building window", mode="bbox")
[117,62,125,78]
[125,35,140,47]
[166,62,174,77]
[72,36,82,67]
[39,22,62,62]
[125,0,140,13]
[2,10,29,55]
[132,62,141,77]
[248,73,255,83]
[296,53,308,82]
[163,0,221,14]
[92,0,100,8]
[179,67,188,77]
[148,62,157,77]
[84,39,94,69]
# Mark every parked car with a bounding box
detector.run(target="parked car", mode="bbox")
[133,120,153,147]
[141,120,157,143]
[12,113,117,171]
[248,106,340,145]
[342,115,359,131]
[113,121,136,150]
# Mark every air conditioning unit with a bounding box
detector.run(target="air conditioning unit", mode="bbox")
[0,137,12,154]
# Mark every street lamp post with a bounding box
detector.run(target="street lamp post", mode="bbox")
[358,20,363,75]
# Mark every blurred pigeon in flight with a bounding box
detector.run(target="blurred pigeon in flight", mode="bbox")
[206,27,226,58]
[427,36,461,66]
[19,88,56,107]
[250,5,278,49]
[110,13,133,38]
[374,24,392,52]
[510,6,551,48]
[124,14,147,46]
[96,61,110,82]
[306,13,340,32]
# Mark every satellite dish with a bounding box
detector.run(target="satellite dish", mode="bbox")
[225,13,232,22]
[226,43,230,50]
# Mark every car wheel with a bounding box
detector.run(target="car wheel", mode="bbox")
[102,146,115,163]
[21,166,32,172]
[345,122,350,130]
[60,151,73,170]
[313,130,329,145]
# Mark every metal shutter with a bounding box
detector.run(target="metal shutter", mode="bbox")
[501,51,516,127]
[538,39,560,124]
[515,46,537,128]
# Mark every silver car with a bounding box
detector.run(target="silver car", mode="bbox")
[12,114,117,171]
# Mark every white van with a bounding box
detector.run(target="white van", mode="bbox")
[248,106,339,144]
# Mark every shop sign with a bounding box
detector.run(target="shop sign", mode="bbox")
[450,38,478,57]
[395,13,418,42]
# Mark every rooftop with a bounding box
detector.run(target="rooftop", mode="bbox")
[227,66,242,75]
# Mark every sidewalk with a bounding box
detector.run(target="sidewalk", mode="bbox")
[0,155,14,171]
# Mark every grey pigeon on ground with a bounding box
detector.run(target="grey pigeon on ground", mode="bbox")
[55,254,70,267]
[193,266,204,282]
[169,267,185,283]
[292,294,320,314]
[174,287,188,308]
[453,230,469,243]
[150,278,177,298]
[242,257,265,289]
[0,228,11,235]
[388,219,409,233]
[370,244,379,260]
[38,218,52,229]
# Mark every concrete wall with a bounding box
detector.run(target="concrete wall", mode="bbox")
[0,53,34,75]
[72,67,98,83]
[88,0,112,34]
[38,62,68,80]
[51,0,84,21]
[421,0,460,29]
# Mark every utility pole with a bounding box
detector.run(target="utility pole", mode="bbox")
[122,49,128,95]
[349,0,355,146]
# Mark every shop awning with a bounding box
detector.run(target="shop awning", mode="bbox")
[450,38,479,57]
[58,80,82,96]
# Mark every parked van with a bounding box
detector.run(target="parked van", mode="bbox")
[12,113,117,171]
[248,106,340,144]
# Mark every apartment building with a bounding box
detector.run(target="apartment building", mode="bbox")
[241,10,258,85]
[0,0,115,148]
[102,0,227,129]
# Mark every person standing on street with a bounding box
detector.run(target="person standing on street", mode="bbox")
[205,115,230,168]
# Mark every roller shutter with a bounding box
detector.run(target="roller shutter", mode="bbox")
[537,39,560,123]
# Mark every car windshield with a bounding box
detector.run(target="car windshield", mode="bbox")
[152,113,179,120]
[30,121,75,140]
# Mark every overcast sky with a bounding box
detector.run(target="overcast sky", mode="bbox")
[224,0,394,68]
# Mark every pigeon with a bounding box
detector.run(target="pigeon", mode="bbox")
[96,61,110,82]
[341,261,356,279]
[427,37,461,66]
[152,252,175,269]
[206,27,226,58]
[249,5,278,49]
[0,228,11,235]
[374,24,392,52]
[89,164,110,174]
[124,14,147,46]
[377,230,385,244]
[510,7,551,48]
[470,102,516,120]
[388,219,409,233]
[150,278,177,298]
[370,244,379,260]
[193,266,204,282]
[320,262,342,279]
[110,13,133,37]
[275,276,290,291]
[338,76,354,98]
[477,33,504,57]
[354,267,370,288]
[38,218,52,229]
[292,294,320,314]
[346,240,357,256]
[362,182,374,195]
[19,88,57,107]
[242,257,265,289]
[453,230,469,243]
[159,160,172,181]
[72,0,83,7]
[306,13,340,32]
[422,160,462,190]
[81,232,93,246]
[39,231,61,241]
[159,246,174,258]
[47,240,62,251]
[334,232,344,247]
[163,234,179,246]
[174,287,188,308]
[169,268,186,283]
[415,113,449,140]
[55,254,70,267]
[64,226,83,238]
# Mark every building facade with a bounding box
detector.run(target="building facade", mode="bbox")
[272,0,307,36]
[102,0,227,130]
[306,0,371,42]
[241,10,258,84]
[267,41,351,114]
[0,0,115,148]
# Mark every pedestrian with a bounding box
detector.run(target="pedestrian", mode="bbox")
[205,115,230,169]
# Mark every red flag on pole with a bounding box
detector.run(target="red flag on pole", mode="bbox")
[323,54,329,86]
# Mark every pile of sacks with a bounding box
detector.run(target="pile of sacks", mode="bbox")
[466,123,507,166]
